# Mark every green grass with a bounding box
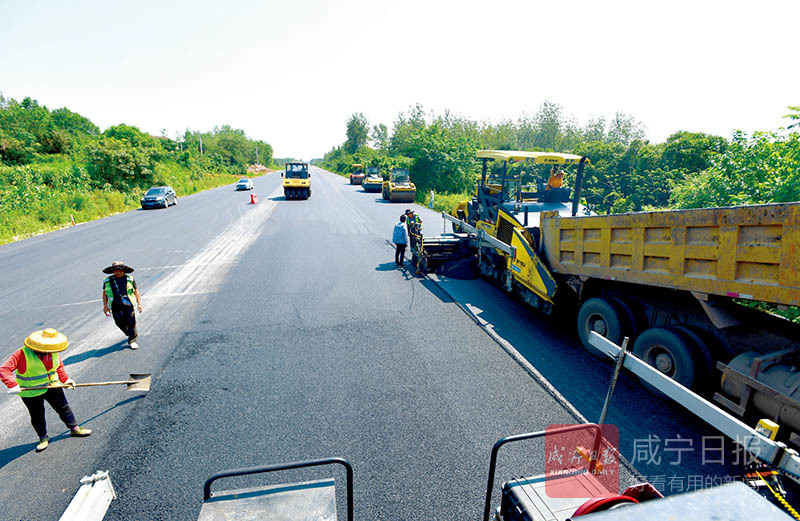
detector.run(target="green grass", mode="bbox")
[417,190,469,214]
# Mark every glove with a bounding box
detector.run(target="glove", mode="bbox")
[7,385,20,394]
[64,378,76,390]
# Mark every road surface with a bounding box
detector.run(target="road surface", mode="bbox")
[0,167,728,519]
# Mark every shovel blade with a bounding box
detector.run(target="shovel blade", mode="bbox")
[126,373,151,392]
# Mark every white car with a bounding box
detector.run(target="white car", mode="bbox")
[236,178,254,190]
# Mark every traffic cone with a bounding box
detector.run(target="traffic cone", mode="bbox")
[250,193,258,204]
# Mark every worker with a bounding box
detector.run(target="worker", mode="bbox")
[1,328,92,452]
[545,166,564,191]
[405,209,423,249]
[393,214,408,266]
[102,261,143,349]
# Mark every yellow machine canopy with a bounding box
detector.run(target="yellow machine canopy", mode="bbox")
[476,150,589,165]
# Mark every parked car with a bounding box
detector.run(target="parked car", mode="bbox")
[236,178,254,190]
[140,186,177,209]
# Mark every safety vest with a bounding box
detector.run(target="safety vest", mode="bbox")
[17,347,60,398]
[104,275,138,308]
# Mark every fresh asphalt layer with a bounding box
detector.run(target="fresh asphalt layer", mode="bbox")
[0,167,689,520]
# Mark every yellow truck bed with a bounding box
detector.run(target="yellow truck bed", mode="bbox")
[540,202,800,306]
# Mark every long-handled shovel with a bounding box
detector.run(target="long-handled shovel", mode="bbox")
[47,373,151,392]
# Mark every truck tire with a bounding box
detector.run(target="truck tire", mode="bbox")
[632,327,698,393]
[672,325,714,391]
[610,297,642,340]
[577,297,625,359]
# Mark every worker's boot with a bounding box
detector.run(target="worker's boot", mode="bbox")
[35,437,49,452]
[71,426,92,437]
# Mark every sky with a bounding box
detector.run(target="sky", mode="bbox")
[1,0,798,160]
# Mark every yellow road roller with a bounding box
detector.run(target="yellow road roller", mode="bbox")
[381,167,415,203]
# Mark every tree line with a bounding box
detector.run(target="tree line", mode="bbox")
[0,93,274,242]
[319,102,800,213]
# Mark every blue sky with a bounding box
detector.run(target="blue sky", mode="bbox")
[1,0,798,159]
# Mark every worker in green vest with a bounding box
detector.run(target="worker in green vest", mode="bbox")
[102,261,143,349]
[0,328,92,452]
[405,209,423,249]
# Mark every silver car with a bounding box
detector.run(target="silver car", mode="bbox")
[236,178,254,191]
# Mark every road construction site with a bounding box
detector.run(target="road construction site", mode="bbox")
[0,166,790,519]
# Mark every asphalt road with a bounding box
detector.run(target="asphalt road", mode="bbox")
[0,167,728,520]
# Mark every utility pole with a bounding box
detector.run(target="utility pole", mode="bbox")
[256,146,259,165]
[199,135,203,155]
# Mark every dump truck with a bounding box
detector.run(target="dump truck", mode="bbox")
[417,149,800,441]
[349,164,365,185]
[283,161,311,199]
[382,167,416,203]
[362,166,383,192]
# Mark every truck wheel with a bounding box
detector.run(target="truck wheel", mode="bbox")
[632,327,697,393]
[671,325,714,391]
[577,297,624,359]
[610,297,642,340]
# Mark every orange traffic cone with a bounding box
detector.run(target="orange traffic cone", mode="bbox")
[250,193,258,204]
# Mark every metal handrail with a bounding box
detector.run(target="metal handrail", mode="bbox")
[203,457,354,521]
[483,424,604,521]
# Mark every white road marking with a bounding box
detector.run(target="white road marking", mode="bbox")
[0,186,283,439]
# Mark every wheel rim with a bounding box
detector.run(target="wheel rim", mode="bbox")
[588,313,608,336]
[646,345,676,376]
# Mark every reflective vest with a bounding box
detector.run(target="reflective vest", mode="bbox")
[104,275,138,308]
[18,347,60,398]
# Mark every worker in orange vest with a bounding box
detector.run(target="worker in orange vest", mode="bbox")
[0,328,92,452]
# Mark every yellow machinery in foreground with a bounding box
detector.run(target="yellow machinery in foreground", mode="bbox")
[283,161,311,199]
[382,167,416,203]
[362,166,382,192]
[421,149,800,441]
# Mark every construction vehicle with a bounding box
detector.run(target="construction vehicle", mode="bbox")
[416,149,800,441]
[349,164,365,185]
[381,167,416,203]
[362,166,383,192]
[283,161,311,199]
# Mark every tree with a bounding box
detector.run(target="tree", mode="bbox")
[344,113,369,154]
[607,112,646,146]
[785,106,800,130]
[86,136,157,189]
[661,131,727,173]
[670,129,800,208]
[583,117,606,142]
[531,100,563,150]
[51,108,100,137]
[371,123,388,150]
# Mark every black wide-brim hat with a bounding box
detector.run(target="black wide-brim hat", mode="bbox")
[102,261,134,274]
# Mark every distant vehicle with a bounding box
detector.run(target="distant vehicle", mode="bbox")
[283,162,311,199]
[362,166,382,192]
[140,186,177,209]
[235,178,254,191]
[349,164,365,185]
[382,168,416,202]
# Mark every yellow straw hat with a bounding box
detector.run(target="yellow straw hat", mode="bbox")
[24,328,69,353]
